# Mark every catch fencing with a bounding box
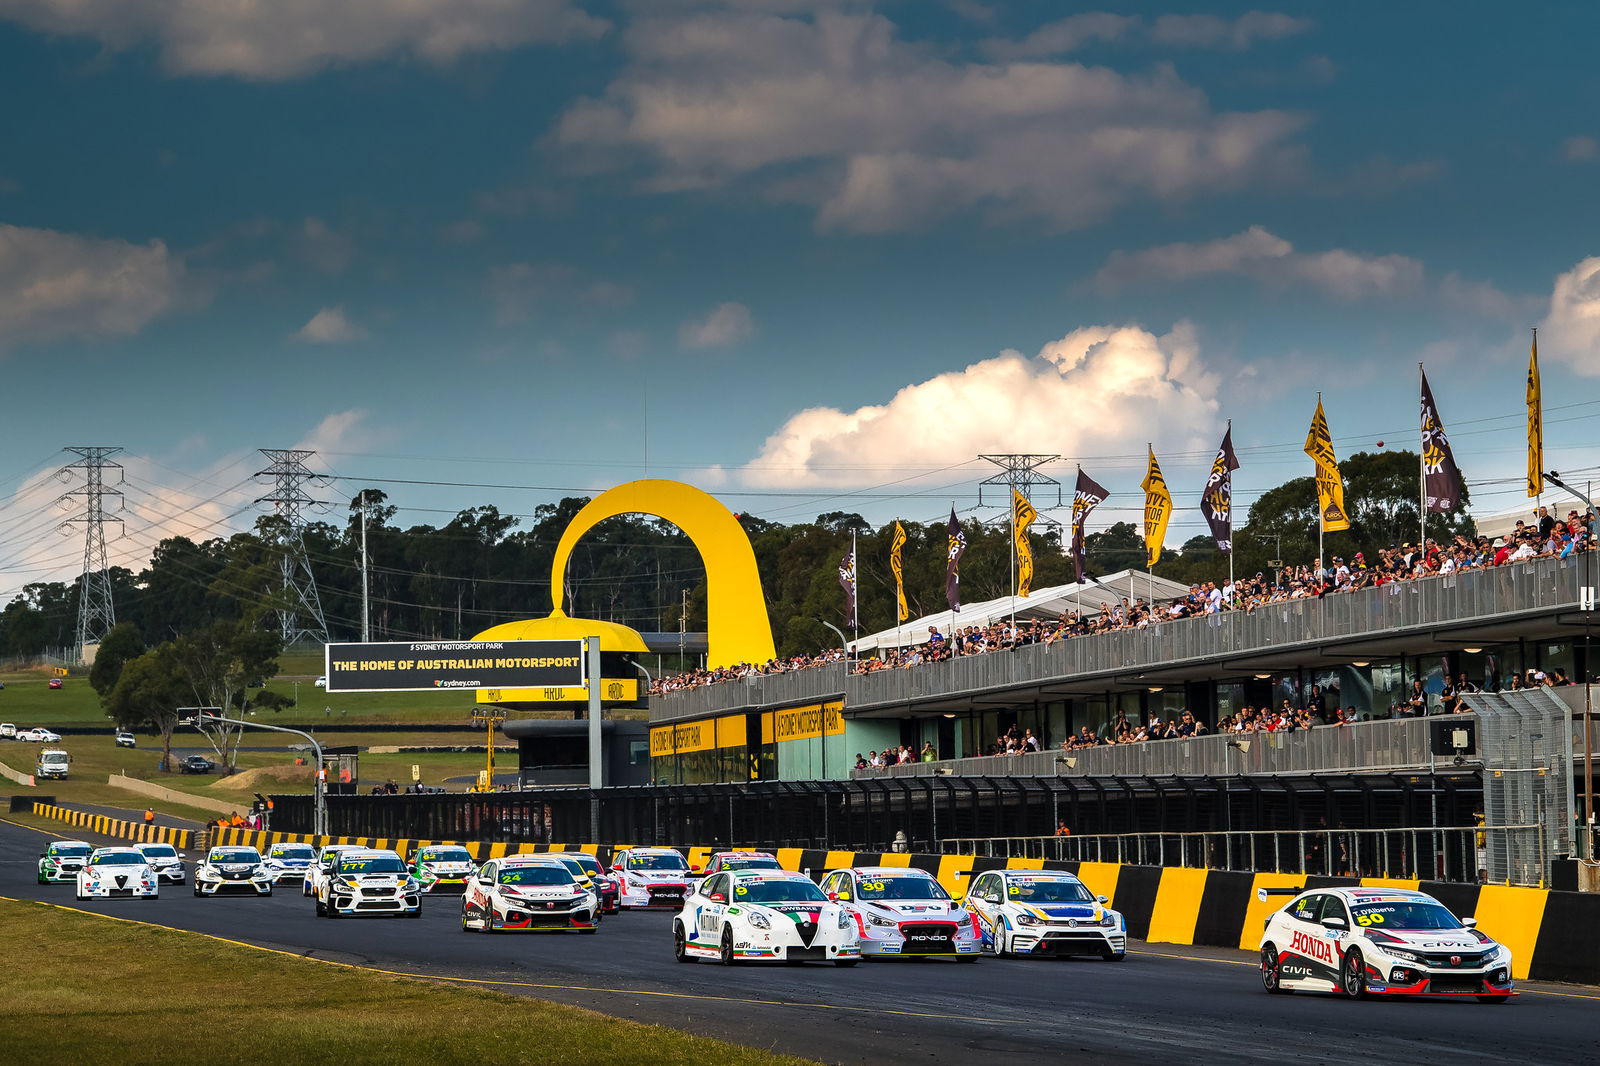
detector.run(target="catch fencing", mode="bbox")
[1467,688,1574,886]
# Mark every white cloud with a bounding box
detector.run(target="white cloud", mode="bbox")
[489,262,632,325]
[0,222,188,349]
[729,322,1218,488]
[1149,12,1312,49]
[1562,136,1599,162]
[293,306,367,343]
[1094,225,1423,299]
[0,0,608,79]
[1540,257,1600,372]
[555,11,1305,232]
[679,301,754,349]
[294,409,387,457]
[983,10,1310,61]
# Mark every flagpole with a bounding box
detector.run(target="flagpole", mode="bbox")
[1009,482,1017,634]
[1226,419,1234,598]
[1315,399,1324,582]
[1418,362,1428,552]
[851,528,859,640]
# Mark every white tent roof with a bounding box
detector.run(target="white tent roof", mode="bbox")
[850,568,1195,653]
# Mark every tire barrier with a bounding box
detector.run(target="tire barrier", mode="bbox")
[29,802,194,850]
[202,827,1591,984]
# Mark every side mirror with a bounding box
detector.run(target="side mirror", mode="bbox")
[836,892,851,902]
[179,853,187,859]
[983,893,1001,905]
[1096,895,1108,904]
[689,866,703,875]
[475,876,492,886]
[1321,916,1347,930]
[708,893,726,903]
[1462,917,1478,929]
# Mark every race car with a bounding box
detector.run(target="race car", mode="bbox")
[462,855,598,933]
[696,850,785,877]
[38,839,93,883]
[75,847,159,900]
[819,866,982,960]
[260,841,317,884]
[302,843,368,897]
[316,848,422,918]
[961,868,1125,959]
[1258,885,1514,1001]
[673,869,860,965]
[193,845,274,897]
[610,847,693,909]
[407,844,478,894]
[133,841,187,884]
[546,851,620,913]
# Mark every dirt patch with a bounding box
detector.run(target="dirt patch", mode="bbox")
[210,764,317,792]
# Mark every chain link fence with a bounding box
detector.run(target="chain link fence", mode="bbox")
[1465,688,1574,885]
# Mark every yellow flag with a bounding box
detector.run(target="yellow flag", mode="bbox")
[889,521,909,622]
[1140,445,1172,568]
[1528,331,1543,498]
[1012,489,1037,598]
[1304,398,1351,532]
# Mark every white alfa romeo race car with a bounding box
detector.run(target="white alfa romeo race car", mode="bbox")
[461,855,598,933]
[76,847,159,900]
[38,839,93,883]
[820,866,982,960]
[610,847,693,909]
[315,849,421,918]
[961,869,1126,959]
[133,841,187,884]
[673,869,861,965]
[193,845,274,897]
[260,842,317,884]
[1258,886,1514,1001]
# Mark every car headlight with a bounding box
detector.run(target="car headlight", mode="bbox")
[837,911,852,930]
[1014,912,1042,926]
[1385,948,1425,965]
[866,913,898,928]
[1100,912,1118,928]
[748,911,771,930]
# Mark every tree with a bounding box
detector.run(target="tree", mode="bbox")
[104,645,188,772]
[90,622,146,699]
[171,620,283,772]
[1082,521,1146,576]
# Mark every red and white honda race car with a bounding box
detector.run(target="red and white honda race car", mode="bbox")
[1259,885,1513,1001]
[610,847,693,909]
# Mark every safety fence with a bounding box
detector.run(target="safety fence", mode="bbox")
[28,802,194,850]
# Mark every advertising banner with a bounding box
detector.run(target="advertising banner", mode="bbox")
[324,639,585,693]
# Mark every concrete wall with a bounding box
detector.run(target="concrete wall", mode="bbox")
[105,773,237,815]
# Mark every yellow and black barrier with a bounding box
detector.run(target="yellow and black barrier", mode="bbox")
[30,803,194,850]
[195,829,1599,984]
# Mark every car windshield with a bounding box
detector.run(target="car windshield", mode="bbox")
[339,856,406,874]
[269,845,315,859]
[40,753,68,763]
[1349,900,1464,931]
[500,867,575,886]
[52,845,91,857]
[212,850,260,864]
[734,878,827,904]
[92,853,144,866]
[419,847,472,863]
[857,876,948,901]
[140,845,177,858]
[719,857,782,871]
[569,856,603,877]
[628,853,688,871]
[1006,878,1094,903]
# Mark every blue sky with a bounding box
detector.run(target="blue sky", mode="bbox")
[2,0,1599,598]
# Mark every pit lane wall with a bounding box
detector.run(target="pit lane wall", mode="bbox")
[30,802,194,850]
[204,826,1595,985]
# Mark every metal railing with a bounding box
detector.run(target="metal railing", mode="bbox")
[651,553,1589,722]
[855,714,1454,779]
[940,825,1547,885]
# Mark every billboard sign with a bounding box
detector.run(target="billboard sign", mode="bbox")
[324,640,585,693]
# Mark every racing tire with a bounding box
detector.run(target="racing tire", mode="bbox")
[834,960,859,968]
[314,894,326,916]
[1339,950,1368,999]
[673,921,694,963]
[462,910,471,933]
[1476,994,1511,1004]
[719,927,737,965]
[406,905,422,919]
[193,884,204,897]
[1103,951,1126,962]
[37,871,46,885]
[260,887,272,897]
[992,930,1010,958]
[1260,945,1289,994]
[479,906,496,934]
[302,883,311,897]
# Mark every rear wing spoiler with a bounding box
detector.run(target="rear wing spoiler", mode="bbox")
[1256,886,1303,902]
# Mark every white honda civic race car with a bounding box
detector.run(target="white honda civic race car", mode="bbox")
[461,855,598,933]
[315,848,421,918]
[1258,886,1514,1001]
[260,842,317,884]
[193,845,274,897]
[610,847,694,910]
[673,869,861,965]
[76,847,159,900]
[820,866,982,960]
[133,841,187,884]
[961,868,1126,959]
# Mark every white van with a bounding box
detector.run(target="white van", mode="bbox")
[36,748,70,780]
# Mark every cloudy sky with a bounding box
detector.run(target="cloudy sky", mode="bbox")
[2,0,1598,599]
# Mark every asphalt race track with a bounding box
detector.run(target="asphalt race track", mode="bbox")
[4,818,1597,1066]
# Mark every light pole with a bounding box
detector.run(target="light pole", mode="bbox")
[186,709,326,837]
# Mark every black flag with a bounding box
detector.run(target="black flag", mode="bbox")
[1420,369,1464,513]
[837,546,857,627]
[945,508,966,611]
[1071,468,1110,583]
[1201,427,1240,554]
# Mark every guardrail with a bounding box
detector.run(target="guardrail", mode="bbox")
[940,825,1547,885]
[652,553,1589,722]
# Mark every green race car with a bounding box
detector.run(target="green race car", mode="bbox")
[407,845,477,894]
[38,840,94,883]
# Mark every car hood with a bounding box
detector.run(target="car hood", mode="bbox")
[623,870,689,882]
[1373,930,1487,950]
[863,900,961,917]
[1014,903,1105,921]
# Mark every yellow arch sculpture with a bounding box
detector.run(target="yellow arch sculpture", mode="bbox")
[550,479,776,669]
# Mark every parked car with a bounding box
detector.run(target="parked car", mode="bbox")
[19,728,60,743]
[115,731,137,748]
[314,676,327,688]
[48,678,63,689]
[178,754,215,774]
[1,723,18,739]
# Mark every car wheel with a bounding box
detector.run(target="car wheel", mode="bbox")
[719,927,736,965]
[407,905,422,919]
[315,894,326,916]
[1339,950,1367,999]
[993,929,1009,958]
[462,909,472,933]
[261,887,272,897]
[673,921,694,963]
[479,905,496,933]
[193,884,203,897]
[1476,994,1511,1004]
[1260,945,1289,993]
[1103,950,1126,962]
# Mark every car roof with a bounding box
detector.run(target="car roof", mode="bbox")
[49,839,93,847]
[712,850,775,858]
[1319,887,1434,902]
[728,869,811,881]
[844,866,936,878]
[996,869,1082,881]
[622,846,682,854]
[90,846,143,856]
[133,841,175,849]
[543,850,598,858]
[501,855,568,866]
[209,844,260,853]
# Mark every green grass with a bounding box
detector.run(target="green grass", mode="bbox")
[0,899,814,1066]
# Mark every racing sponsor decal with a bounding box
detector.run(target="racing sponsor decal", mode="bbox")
[1290,930,1339,966]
